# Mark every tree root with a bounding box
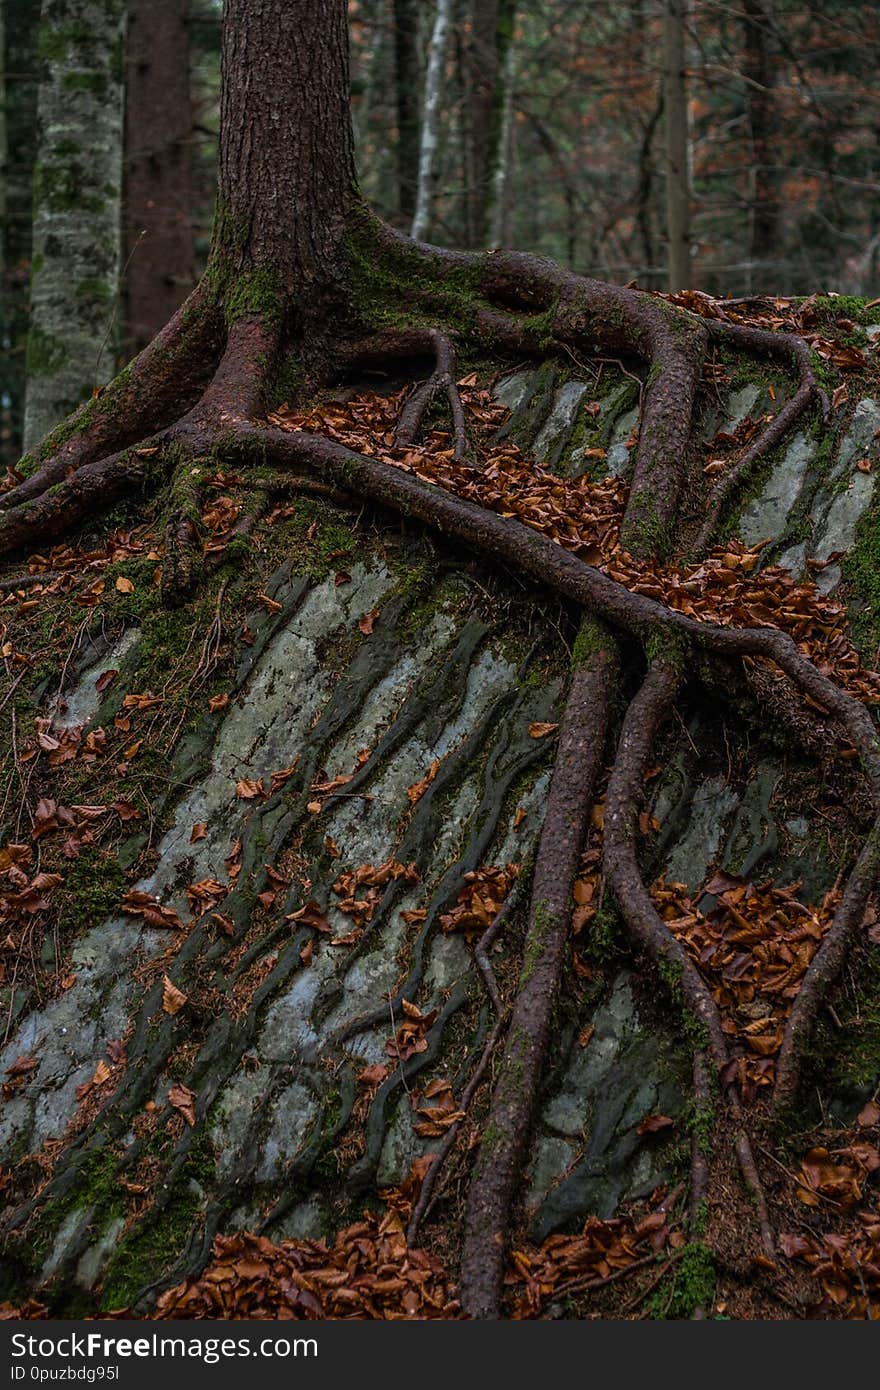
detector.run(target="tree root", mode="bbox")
[0,279,220,510]
[692,318,825,552]
[774,815,880,1109]
[604,658,775,1259]
[459,620,618,1318]
[689,1050,712,1233]
[395,328,468,462]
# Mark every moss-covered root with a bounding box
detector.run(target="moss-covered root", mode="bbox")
[691,317,824,553]
[2,277,221,512]
[774,814,880,1111]
[604,658,775,1261]
[459,618,618,1320]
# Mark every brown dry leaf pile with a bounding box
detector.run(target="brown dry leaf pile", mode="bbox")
[780,1118,880,1318]
[268,387,880,704]
[507,1194,678,1318]
[153,1211,457,1320]
[439,862,519,940]
[651,872,838,1096]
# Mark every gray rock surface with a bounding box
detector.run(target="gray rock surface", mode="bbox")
[527,975,687,1238]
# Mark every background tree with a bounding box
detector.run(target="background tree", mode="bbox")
[124,0,197,355]
[663,0,691,290]
[393,0,421,224]
[23,0,125,452]
[411,0,452,238]
[0,0,40,469]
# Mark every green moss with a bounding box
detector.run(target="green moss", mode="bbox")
[56,848,127,937]
[32,162,106,215]
[807,294,877,327]
[650,1242,715,1318]
[37,23,90,64]
[343,205,485,338]
[587,900,627,966]
[26,325,68,378]
[805,943,880,1097]
[622,491,674,561]
[76,277,112,303]
[61,71,107,94]
[224,266,284,328]
[843,504,880,661]
[101,1191,201,1311]
[519,900,557,986]
[657,952,683,1003]
[31,1145,125,1280]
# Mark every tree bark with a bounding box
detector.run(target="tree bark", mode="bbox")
[410,0,453,241]
[124,0,196,355]
[23,0,126,454]
[214,0,356,302]
[662,0,691,291]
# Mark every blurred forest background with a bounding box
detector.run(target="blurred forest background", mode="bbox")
[2,1,879,471]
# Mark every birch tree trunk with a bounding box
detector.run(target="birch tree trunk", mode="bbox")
[22,0,125,454]
[662,0,691,291]
[124,0,196,355]
[410,0,453,241]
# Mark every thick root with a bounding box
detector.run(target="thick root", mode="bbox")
[459,620,617,1318]
[0,280,221,511]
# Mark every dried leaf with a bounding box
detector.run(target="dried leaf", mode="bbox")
[168,1082,196,1126]
[162,975,188,1015]
[528,722,558,739]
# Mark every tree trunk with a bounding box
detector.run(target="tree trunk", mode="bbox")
[123,0,196,355]
[213,0,355,310]
[463,0,497,247]
[486,12,516,250]
[743,0,780,293]
[662,0,691,292]
[0,0,40,467]
[23,0,125,454]
[393,0,421,225]
[410,0,453,241]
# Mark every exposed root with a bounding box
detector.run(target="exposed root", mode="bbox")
[773,816,880,1110]
[692,319,825,552]
[604,659,728,1063]
[460,620,617,1318]
[2,226,876,1316]
[0,437,177,554]
[395,329,467,462]
[729,1095,775,1259]
[690,1050,712,1233]
[604,658,775,1259]
[0,279,220,510]
[160,454,203,605]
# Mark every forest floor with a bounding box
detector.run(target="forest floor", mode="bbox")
[0,289,879,1320]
